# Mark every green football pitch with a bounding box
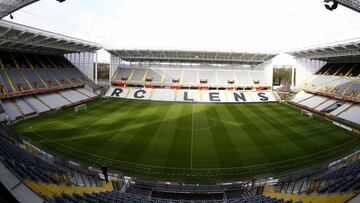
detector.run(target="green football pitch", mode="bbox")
[12,98,360,183]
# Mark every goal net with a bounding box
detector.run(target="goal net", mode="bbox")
[74,104,87,113]
[301,109,313,119]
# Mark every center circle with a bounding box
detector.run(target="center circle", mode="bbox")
[168,116,217,131]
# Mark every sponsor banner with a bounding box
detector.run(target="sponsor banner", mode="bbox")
[106,87,276,103]
[176,90,200,102]
[332,121,352,132]
[105,86,129,97]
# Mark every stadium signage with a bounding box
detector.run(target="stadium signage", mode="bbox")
[106,87,276,103]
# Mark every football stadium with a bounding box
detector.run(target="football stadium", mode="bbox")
[0,0,360,203]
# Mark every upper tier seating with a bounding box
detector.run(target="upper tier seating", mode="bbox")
[164,69,182,84]
[300,63,360,102]
[182,69,198,84]
[199,70,217,85]
[292,63,360,124]
[0,51,91,99]
[112,66,270,88]
[130,69,146,82]
[217,71,235,85]
[146,69,163,83]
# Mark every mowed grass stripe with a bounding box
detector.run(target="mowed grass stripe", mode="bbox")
[31,100,134,157]
[204,104,242,168]
[248,104,322,154]
[228,104,291,162]
[267,104,355,146]
[213,104,259,165]
[166,103,191,168]
[119,102,171,163]
[88,101,152,156]
[139,103,181,166]
[192,104,220,168]
[241,104,303,156]
[12,99,360,182]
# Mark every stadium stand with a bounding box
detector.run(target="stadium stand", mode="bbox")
[0,123,300,203]
[0,50,95,99]
[37,93,71,109]
[263,151,360,203]
[1,1,360,202]
[111,66,272,88]
[0,50,99,122]
[77,87,98,98]
[337,105,360,126]
[290,62,360,125]
[0,87,98,122]
[298,95,328,109]
[22,96,51,114]
[300,63,360,101]
[0,126,115,200]
[329,102,353,116]
[2,100,23,120]
[59,89,90,104]
[53,190,291,203]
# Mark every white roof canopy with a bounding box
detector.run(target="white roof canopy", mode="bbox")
[289,39,360,62]
[0,20,102,55]
[0,0,39,19]
[107,49,276,64]
[336,0,360,13]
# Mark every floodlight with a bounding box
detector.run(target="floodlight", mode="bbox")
[324,0,338,11]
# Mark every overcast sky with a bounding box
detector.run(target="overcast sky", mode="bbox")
[4,0,360,53]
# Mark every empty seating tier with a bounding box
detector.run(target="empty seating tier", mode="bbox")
[111,66,271,88]
[0,51,91,99]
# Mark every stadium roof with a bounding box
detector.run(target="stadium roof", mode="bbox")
[0,0,39,19]
[0,19,102,55]
[106,49,276,64]
[336,0,360,13]
[289,38,360,62]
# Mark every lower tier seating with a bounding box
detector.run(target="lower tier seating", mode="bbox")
[0,87,97,121]
[290,91,360,125]
[0,137,65,184]
[53,191,290,203]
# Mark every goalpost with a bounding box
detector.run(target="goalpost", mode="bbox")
[74,104,87,113]
[300,109,313,119]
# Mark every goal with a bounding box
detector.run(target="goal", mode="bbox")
[74,104,87,113]
[301,109,313,119]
